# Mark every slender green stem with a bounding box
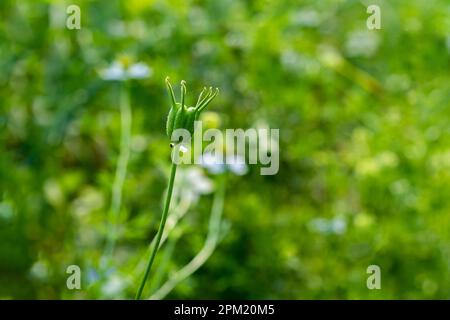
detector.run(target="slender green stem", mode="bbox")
[148,234,179,294]
[102,82,131,267]
[150,174,226,300]
[135,162,178,300]
[133,192,191,277]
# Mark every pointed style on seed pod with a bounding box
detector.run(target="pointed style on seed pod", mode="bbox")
[165,77,219,139]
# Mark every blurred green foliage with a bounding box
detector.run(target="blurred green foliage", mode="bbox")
[1,0,450,299]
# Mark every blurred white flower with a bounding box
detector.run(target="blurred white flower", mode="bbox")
[226,154,248,176]
[30,261,49,280]
[309,217,347,235]
[100,60,152,81]
[199,152,226,174]
[101,275,126,297]
[290,8,320,27]
[331,218,346,234]
[280,50,320,76]
[128,63,152,79]
[345,30,380,58]
[176,167,214,203]
[101,62,124,80]
[0,201,15,221]
[199,152,248,176]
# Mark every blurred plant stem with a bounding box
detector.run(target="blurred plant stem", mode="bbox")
[318,45,383,96]
[148,234,179,294]
[149,174,226,300]
[135,162,178,300]
[102,82,131,268]
[133,190,192,277]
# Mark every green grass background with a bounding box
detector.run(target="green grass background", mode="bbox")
[0,0,449,299]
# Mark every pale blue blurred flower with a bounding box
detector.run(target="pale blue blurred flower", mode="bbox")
[331,218,346,234]
[128,63,152,79]
[199,152,226,174]
[309,217,347,235]
[199,152,248,176]
[101,62,124,80]
[101,61,152,81]
[86,267,100,283]
[226,154,248,176]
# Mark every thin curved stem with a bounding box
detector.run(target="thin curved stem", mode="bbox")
[148,235,179,294]
[135,162,178,300]
[149,174,226,300]
[133,193,192,278]
[102,82,131,267]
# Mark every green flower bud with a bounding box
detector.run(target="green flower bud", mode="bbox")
[165,77,219,140]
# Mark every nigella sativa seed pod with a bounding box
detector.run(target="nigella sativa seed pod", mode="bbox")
[165,77,219,141]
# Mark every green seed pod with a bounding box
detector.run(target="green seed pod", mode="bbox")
[165,77,219,141]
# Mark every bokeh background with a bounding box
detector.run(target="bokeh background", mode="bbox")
[1,0,450,299]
